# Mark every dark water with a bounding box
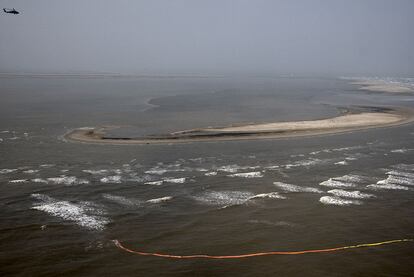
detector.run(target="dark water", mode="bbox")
[1,76,413,276]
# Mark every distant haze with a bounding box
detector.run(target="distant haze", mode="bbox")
[1,0,413,76]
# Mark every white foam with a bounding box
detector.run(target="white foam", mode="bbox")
[100,175,122,184]
[82,169,108,175]
[146,196,172,204]
[319,174,364,188]
[23,169,39,174]
[193,191,254,206]
[309,146,362,155]
[31,178,48,184]
[274,182,323,193]
[204,172,218,176]
[144,181,164,186]
[163,177,186,184]
[0,169,18,174]
[9,179,27,183]
[334,174,365,183]
[319,196,362,206]
[367,183,410,190]
[31,194,108,231]
[195,168,208,172]
[216,165,260,173]
[327,189,375,199]
[0,130,10,133]
[227,171,263,178]
[319,179,354,188]
[126,175,154,183]
[102,194,139,206]
[145,169,168,175]
[249,192,287,200]
[264,165,280,170]
[390,149,410,153]
[40,164,55,168]
[31,193,53,202]
[290,154,305,158]
[283,158,322,169]
[386,170,414,179]
[334,160,348,165]
[331,146,363,152]
[382,175,413,186]
[366,174,412,190]
[345,157,358,161]
[47,176,89,185]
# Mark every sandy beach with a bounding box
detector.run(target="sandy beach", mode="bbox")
[66,107,414,144]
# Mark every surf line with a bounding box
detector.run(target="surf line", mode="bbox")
[113,238,413,259]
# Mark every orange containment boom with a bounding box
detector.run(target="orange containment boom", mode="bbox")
[113,238,413,260]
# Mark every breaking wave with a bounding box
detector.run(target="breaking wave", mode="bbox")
[9,179,28,183]
[319,196,362,206]
[144,181,164,186]
[283,158,322,169]
[319,175,364,188]
[23,169,39,174]
[82,169,108,175]
[367,183,410,190]
[100,175,122,184]
[273,182,323,193]
[204,172,218,176]
[216,165,260,173]
[146,196,173,204]
[47,176,89,186]
[227,171,263,178]
[102,194,139,206]
[327,189,375,199]
[0,169,18,174]
[368,167,413,190]
[163,177,186,184]
[31,194,108,231]
[193,191,254,207]
[249,192,287,199]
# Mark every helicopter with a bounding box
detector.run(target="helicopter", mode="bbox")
[3,8,20,14]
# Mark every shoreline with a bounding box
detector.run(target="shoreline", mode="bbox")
[65,107,414,145]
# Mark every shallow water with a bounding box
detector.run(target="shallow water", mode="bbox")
[1,76,414,276]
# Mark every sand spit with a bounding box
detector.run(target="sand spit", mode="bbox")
[65,107,414,145]
[351,79,414,93]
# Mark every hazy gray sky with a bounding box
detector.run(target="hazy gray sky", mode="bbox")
[1,0,413,76]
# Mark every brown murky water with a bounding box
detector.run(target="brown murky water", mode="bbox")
[1,76,413,276]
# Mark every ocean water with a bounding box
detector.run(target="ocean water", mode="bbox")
[1,76,414,276]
